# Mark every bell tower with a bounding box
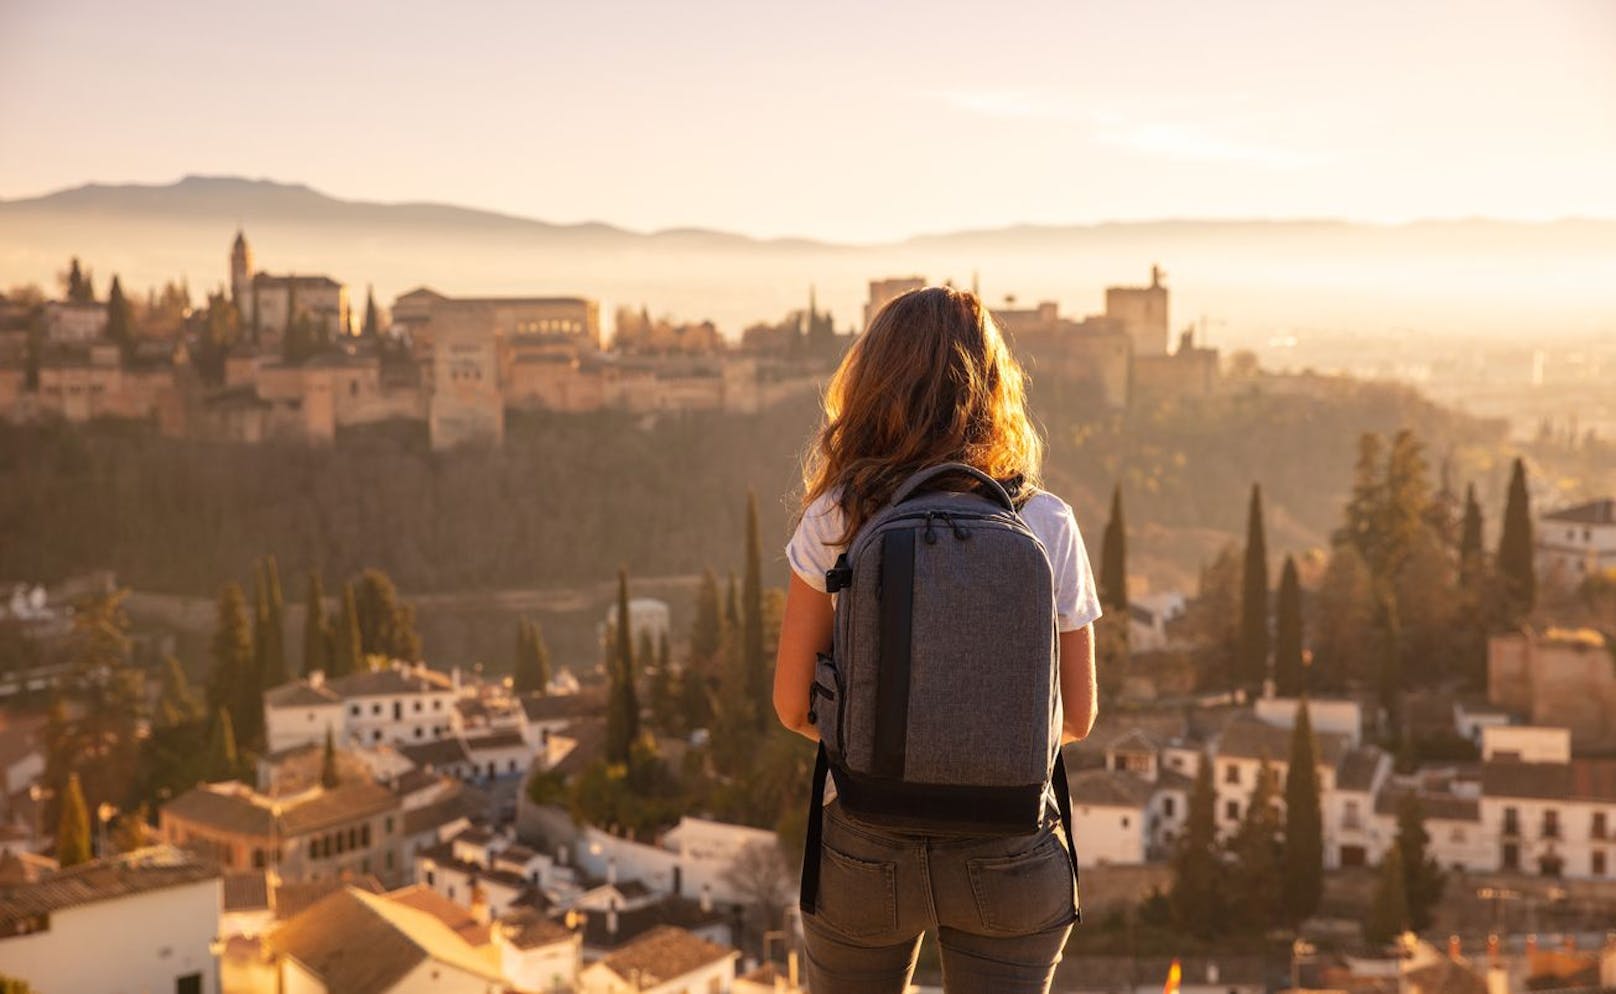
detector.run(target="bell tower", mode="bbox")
[230,229,253,313]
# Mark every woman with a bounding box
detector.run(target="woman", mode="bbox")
[773,285,1102,994]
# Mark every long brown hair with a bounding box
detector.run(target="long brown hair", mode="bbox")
[801,285,1043,542]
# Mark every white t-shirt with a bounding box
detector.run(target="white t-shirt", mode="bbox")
[784,488,1103,633]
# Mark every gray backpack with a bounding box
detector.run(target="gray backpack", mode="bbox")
[799,462,1079,912]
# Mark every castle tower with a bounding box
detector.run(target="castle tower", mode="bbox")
[230,229,253,315]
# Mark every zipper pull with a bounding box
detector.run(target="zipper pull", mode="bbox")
[945,511,969,539]
[923,511,938,544]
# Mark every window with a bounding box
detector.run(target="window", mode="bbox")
[350,704,361,717]
[1594,812,1608,839]
[426,869,436,886]
[1224,764,1240,785]
[1343,800,1362,830]
[1162,797,1176,818]
[414,727,424,739]
[372,703,382,716]
[1593,851,1607,876]
[385,816,395,834]
[1503,807,1520,835]
[308,839,318,860]
[509,759,518,773]
[1502,842,1520,871]
[1121,816,1131,828]
[414,700,423,712]
[1225,801,1240,822]
[1543,810,1561,839]
[175,973,203,994]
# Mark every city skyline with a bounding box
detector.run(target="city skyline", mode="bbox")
[3,0,1616,241]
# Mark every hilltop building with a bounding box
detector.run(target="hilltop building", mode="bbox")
[1105,264,1171,356]
[863,275,925,329]
[230,230,350,348]
[0,846,221,994]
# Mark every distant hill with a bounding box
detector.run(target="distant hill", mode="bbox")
[2,175,1613,341]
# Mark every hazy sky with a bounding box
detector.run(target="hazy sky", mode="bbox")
[3,0,1615,241]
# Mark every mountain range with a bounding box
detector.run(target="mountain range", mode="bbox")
[3,175,1612,342]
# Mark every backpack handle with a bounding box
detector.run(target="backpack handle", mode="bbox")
[889,462,1016,512]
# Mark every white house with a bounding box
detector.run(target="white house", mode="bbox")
[0,846,221,994]
[602,598,672,648]
[573,816,781,906]
[1068,768,1155,864]
[1127,591,1187,652]
[265,661,460,753]
[1536,497,1616,582]
[578,925,738,994]
[494,906,583,993]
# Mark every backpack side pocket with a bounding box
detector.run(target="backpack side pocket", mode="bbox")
[812,652,846,758]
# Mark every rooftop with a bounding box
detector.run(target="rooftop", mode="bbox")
[1217,715,1351,767]
[163,780,399,838]
[267,887,503,994]
[1068,768,1157,808]
[1541,498,1615,526]
[594,925,736,987]
[0,846,218,926]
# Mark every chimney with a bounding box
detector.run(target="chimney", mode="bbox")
[606,905,618,936]
[1487,934,1501,962]
[700,883,712,914]
[606,857,617,886]
[1206,963,1219,985]
[788,950,800,991]
[310,670,325,688]
[470,881,489,925]
[1449,936,1463,960]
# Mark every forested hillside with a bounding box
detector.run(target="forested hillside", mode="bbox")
[1,373,1515,604]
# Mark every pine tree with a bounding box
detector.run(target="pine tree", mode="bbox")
[605,568,640,763]
[320,725,339,789]
[1099,483,1128,612]
[105,275,133,359]
[302,571,329,676]
[330,582,363,677]
[1225,756,1284,934]
[1273,555,1305,696]
[691,568,722,663]
[1394,793,1446,932]
[1458,483,1485,588]
[1237,484,1271,690]
[1497,458,1535,621]
[1378,430,1431,582]
[1282,701,1325,925]
[1366,845,1409,946]
[56,772,93,867]
[206,707,241,782]
[208,583,253,735]
[1169,758,1222,939]
[1341,432,1385,564]
[743,490,768,730]
[1313,545,1376,690]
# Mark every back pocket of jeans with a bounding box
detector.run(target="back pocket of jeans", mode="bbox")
[966,834,1076,935]
[815,844,897,938]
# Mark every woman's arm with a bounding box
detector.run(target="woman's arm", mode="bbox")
[774,571,833,741]
[1059,624,1098,744]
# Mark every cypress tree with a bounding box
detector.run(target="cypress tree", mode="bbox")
[724,571,739,630]
[260,556,288,688]
[156,655,202,727]
[1237,484,1270,691]
[320,726,339,789]
[743,490,767,730]
[1099,483,1128,612]
[1273,555,1305,696]
[1169,758,1222,939]
[105,275,133,359]
[1379,430,1430,582]
[302,571,329,676]
[1458,483,1484,588]
[363,285,380,338]
[514,619,534,691]
[1394,793,1446,932]
[649,631,678,732]
[691,568,722,663]
[1225,756,1284,934]
[1497,458,1535,620]
[206,707,241,782]
[208,582,253,733]
[1282,701,1325,924]
[56,772,93,867]
[1366,845,1409,946]
[530,621,552,695]
[331,583,363,677]
[606,568,640,763]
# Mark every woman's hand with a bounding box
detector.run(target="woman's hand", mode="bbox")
[774,571,832,741]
